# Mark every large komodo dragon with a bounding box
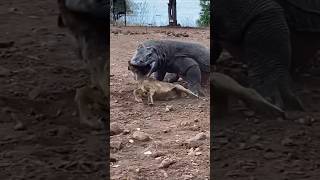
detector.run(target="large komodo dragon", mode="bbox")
[128,61,199,105]
[213,0,320,112]
[57,0,108,129]
[130,40,210,97]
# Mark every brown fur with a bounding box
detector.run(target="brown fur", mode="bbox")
[128,62,199,105]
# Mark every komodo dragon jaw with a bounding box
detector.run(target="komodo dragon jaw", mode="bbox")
[146,61,157,77]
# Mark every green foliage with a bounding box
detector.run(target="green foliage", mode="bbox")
[197,0,210,27]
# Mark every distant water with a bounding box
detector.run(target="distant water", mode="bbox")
[120,0,201,27]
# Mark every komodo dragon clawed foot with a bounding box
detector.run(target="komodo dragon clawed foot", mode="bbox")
[75,86,107,130]
[211,72,285,118]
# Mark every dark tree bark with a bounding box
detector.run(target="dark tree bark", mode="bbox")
[168,0,177,26]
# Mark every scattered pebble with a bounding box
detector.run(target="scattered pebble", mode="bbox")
[159,158,176,169]
[249,135,261,143]
[165,105,173,112]
[0,66,10,77]
[281,137,295,146]
[13,121,25,131]
[132,131,151,142]
[28,86,41,99]
[185,132,207,148]
[263,152,280,160]
[110,140,123,151]
[123,129,130,135]
[143,151,152,155]
[112,164,120,168]
[110,122,123,136]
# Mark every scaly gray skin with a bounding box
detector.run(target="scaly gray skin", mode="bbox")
[130,40,210,96]
[64,0,107,19]
[212,0,315,111]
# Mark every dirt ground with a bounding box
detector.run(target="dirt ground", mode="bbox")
[110,26,210,179]
[0,1,106,179]
[213,55,320,179]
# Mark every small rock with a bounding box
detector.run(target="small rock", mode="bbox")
[264,152,280,160]
[151,151,166,158]
[132,131,151,142]
[250,135,261,143]
[162,128,171,133]
[14,121,25,131]
[160,170,168,178]
[185,132,207,148]
[28,86,41,99]
[110,122,123,136]
[110,156,117,162]
[122,129,130,135]
[71,111,77,116]
[159,158,176,169]
[182,174,194,180]
[128,139,134,143]
[281,137,295,146]
[57,126,70,137]
[187,132,207,142]
[0,66,10,77]
[295,116,314,126]
[165,105,173,112]
[243,110,255,117]
[180,121,192,126]
[56,109,62,117]
[143,151,152,155]
[110,140,123,151]
[35,114,46,121]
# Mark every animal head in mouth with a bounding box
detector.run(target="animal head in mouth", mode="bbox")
[130,44,159,76]
[128,61,151,80]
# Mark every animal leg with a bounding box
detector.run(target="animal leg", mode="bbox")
[147,90,155,105]
[133,89,143,103]
[183,65,204,97]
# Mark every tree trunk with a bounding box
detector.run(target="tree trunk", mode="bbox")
[168,0,177,26]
